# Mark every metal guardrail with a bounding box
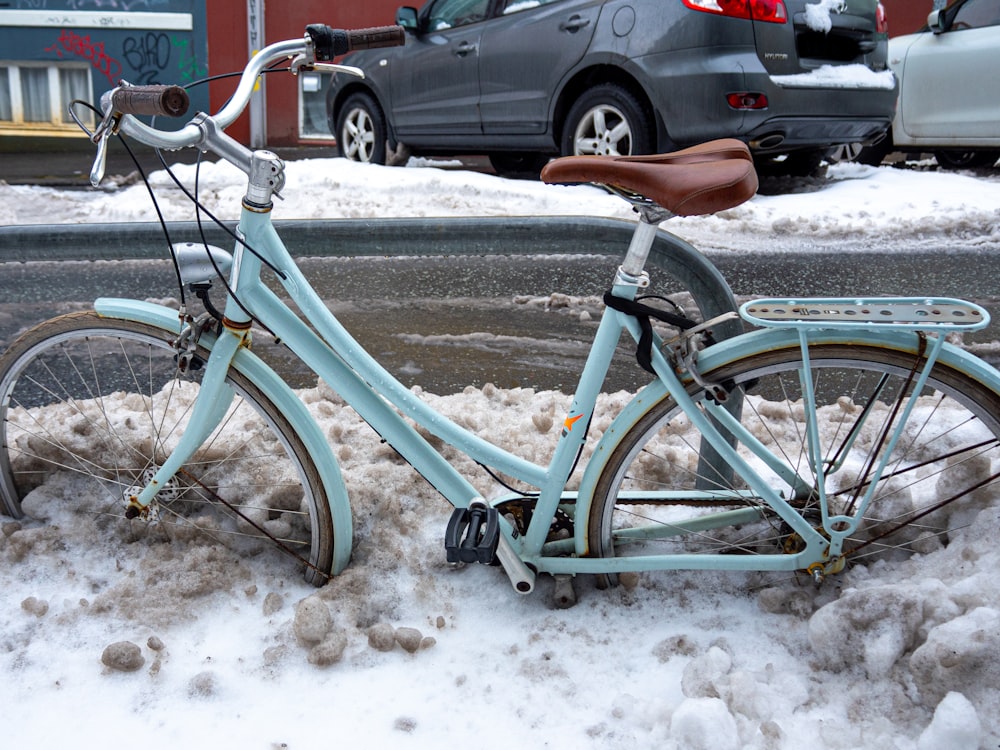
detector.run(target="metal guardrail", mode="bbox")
[0,215,741,338]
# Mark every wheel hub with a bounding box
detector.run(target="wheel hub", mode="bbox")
[123,467,183,520]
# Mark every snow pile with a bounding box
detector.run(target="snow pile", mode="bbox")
[3,376,1000,747]
[3,156,1000,252]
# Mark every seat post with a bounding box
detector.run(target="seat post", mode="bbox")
[618,204,673,283]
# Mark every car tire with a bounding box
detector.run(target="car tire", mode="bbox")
[335,92,388,165]
[856,136,893,167]
[488,152,551,179]
[933,150,1000,170]
[561,84,655,158]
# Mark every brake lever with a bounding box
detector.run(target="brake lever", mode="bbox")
[89,116,120,187]
[89,86,124,187]
[288,55,365,79]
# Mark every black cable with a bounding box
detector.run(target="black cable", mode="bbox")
[476,462,538,498]
[67,98,99,137]
[116,135,187,305]
[151,148,287,281]
[71,61,296,329]
[141,62,296,329]
[71,100,190,306]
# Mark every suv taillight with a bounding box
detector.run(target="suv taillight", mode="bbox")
[682,0,788,24]
[876,2,888,34]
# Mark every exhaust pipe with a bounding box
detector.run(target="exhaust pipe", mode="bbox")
[751,133,785,150]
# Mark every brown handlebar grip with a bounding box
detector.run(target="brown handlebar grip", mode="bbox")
[111,85,190,118]
[346,25,406,51]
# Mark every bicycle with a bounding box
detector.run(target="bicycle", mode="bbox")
[1,24,998,608]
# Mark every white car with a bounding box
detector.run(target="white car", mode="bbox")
[860,0,1000,168]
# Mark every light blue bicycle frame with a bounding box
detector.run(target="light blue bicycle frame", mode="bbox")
[94,147,993,592]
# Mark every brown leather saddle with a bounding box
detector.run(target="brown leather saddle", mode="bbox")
[540,138,758,216]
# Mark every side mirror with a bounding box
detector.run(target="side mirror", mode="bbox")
[396,7,419,31]
[927,10,946,34]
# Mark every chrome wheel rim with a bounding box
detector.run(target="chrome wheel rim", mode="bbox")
[573,104,632,156]
[341,107,376,162]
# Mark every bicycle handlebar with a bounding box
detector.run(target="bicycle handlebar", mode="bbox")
[110,84,190,118]
[306,24,406,60]
[106,24,404,151]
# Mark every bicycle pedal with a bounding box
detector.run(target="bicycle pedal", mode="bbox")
[445,504,499,565]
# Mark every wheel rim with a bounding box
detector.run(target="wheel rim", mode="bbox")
[341,107,376,162]
[590,347,1000,572]
[572,104,633,156]
[0,322,329,579]
[828,143,863,163]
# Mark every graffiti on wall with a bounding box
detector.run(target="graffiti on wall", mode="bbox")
[44,27,207,87]
[121,31,169,83]
[45,29,123,86]
[173,37,207,83]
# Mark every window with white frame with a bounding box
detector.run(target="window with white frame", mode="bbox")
[0,62,93,132]
[299,70,334,139]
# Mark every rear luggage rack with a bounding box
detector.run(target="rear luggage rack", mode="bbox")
[741,297,990,332]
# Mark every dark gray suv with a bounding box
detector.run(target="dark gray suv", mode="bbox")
[327,0,896,176]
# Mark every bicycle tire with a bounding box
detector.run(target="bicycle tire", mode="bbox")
[0,312,335,585]
[588,341,1000,586]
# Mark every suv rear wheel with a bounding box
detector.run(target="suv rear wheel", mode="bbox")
[856,134,893,166]
[488,152,551,179]
[561,84,654,158]
[336,92,387,165]
[754,149,827,178]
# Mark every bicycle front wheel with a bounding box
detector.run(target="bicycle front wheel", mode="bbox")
[589,340,1000,585]
[0,312,334,585]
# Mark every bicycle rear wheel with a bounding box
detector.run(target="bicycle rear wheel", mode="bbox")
[589,341,1000,585]
[0,312,334,585]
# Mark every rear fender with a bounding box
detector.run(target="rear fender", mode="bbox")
[574,325,998,555]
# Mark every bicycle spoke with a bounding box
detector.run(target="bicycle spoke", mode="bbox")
[0,316,334,584]
[590,342,1000,586]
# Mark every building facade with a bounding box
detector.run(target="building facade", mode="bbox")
[2,0,940,150]
[1,1,209,142]
[0,0,400,148]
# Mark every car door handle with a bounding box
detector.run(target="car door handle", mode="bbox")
[559,15,591,32]
[454,41,477,57]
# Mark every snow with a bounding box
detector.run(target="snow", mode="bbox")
[804,0,848,33]
[2,154,1000,748]
[3,156,1000,253]
[918,693,982,750]
[771,64,896,90]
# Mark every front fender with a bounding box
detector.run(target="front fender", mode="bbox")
[94,298,353,575]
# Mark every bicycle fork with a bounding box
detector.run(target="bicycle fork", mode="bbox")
[125,321,246,518]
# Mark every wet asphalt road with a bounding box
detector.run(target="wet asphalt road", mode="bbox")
[2,249,997,394]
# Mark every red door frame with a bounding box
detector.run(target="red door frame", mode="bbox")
[206,0,401,146]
